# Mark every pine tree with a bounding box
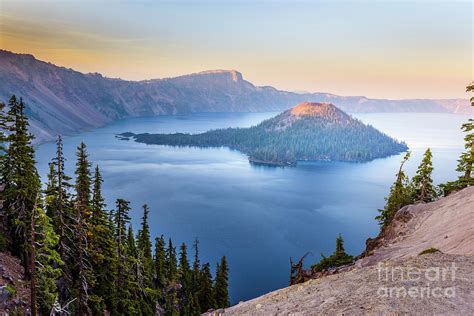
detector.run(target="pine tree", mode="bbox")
[214,256,229,308]
[191,238,201,294]
[30,202,63,315]
[89,165,117,314]
[312,234,353,272]
[113,199,136,315]
[50,136,74,224]
[3,96,41,277]
[74,142,94,315]
[376,152,413,226]
[441,83,474,195]
[178,242,190,285]
[0,101,7,173]
[154,235,166,289]
[332,234,353,266]
[0,101,7,212]
[75,143,91,217]
[456,83,474,187]
[198,263,215,313]
[183,292,200,316]
[137,204,153,284]
[165,238,178,282]
[335,234,345,256]
[127,225,137,257]
[412,148,436,202]
[113,199,131,267]
[44,163,58,215]
[44,136,75,305]
[125,223,150,315]
[91,165,105,213]
[455,89,473,187]
[164,289,179,316]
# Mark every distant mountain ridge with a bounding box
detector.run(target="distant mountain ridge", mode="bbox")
[0,49,471,143]
[124,102,408,165]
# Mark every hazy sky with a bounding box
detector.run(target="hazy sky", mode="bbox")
[0,0,472,99]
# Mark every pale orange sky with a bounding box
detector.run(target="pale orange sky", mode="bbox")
[0,0,472,99]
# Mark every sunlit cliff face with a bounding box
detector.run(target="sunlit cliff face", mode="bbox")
[290,102,335,117]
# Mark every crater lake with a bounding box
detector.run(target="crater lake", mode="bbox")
[35,112,470,303]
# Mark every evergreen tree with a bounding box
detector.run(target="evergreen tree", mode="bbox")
[89,165,117,314]
[137,204,153,284]
[164,289,179,316]
[74,142,94,315]
[441,83,474,195]
[0,102,6,211]
[183,292,200,316]
[125,223,152,315]
[165,238,178,282]
[30,202,63,315]
[191,238,201,294]
[455,113,473,188]
[0,101,7,174]
[179,242,201,315]
[44,136,75,304]
[91,165,105,213]
[455,83,474,187]
[198,263,215,313]
[412,148,436,202]
[468,82,474,107]
[44,163,58,210]
[178,242,190,284]
[214,256,229,308]
[127,224,137,257]
[113,199,137,315]
[3,96,41,276]
[335,234,345,256]
[154,235,166,289]
[376,152,413,226]
[113,199,131,265]
[49,136,74,223]
[75,143,92,216]
[312,234,353,272]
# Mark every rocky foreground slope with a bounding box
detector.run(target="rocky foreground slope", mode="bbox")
[0,252,29,313]
[212,187,474,315]
[0,50,472,143]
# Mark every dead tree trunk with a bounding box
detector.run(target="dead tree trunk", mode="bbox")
[289,252,310,285]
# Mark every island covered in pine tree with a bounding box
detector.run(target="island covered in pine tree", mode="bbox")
[120,102,408,166]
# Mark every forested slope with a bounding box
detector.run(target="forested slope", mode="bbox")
[125,102,408,165]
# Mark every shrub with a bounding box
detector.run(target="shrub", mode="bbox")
[5,284,17,298]
[311,234,354,272]
[418,248,440,256]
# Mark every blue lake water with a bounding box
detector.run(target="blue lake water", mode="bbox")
[35,112,470,303]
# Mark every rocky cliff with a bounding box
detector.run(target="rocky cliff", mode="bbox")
[0,50,472,143]
[210,187,474,315]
